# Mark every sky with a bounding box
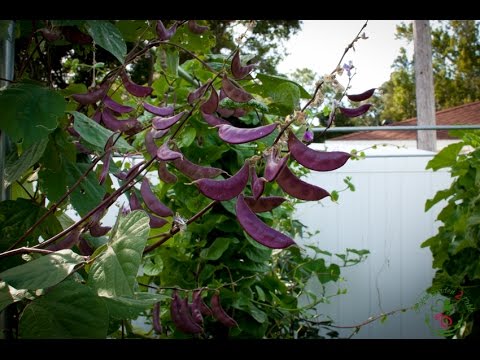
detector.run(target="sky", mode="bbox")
[277,20,414,94]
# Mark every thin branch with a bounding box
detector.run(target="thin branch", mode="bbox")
[302,20,368,112]
[0,247,54,259]
[7,155,104,251]
[143,200,217,253]
[31,157,156,251]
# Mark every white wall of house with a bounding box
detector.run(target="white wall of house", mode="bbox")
[294,143,453,338]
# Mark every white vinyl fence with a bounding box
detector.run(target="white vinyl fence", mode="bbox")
[294,143,453,339]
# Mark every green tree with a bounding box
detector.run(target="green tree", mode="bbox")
[378,20,480,122]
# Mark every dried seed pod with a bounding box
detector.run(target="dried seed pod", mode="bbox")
[38,28,62,42]
[170,291,203,334]
[152,128,170,139]
[152,302,163,334]
[129,191,143,211]
[210,292,238,328]
[276,165,329,201]
[263,149,289,182]
[89,223,111,237]
[103,96,134,114]
[141,178,173,217]
[192,289,212,317]
[149,213,169,228]
[125,161,144,180]
[187,20,209,34]
[77,236,93,256]
[120,69,153,97]
[250,165,265,200]
[233,108,247,117]
[46,227,82,251]
[157,142,183,161]
[152,111,187,130]
[221,75,253,103]
[98,150,111,185]
[72,82,108,105]
[190,290,204,325]
[338,104,372,117]
[145,130,159,158]
[193,162,249,201]
[61,26,92,45]
[216,106,235,118]
[236,194,295,249]
[200,88,219,114]
[158,160,177,184]
[92,109,102,123]
[231,50,256,79]
[243,196,286,213]
[287,131,350,171]
[143,102,175,117]
[218,123,277,144]
[101,108,140,132]
[346,88,375,102]
[201,111,230,127]
[187,82,209,105]
[172,154,224,180]
[156,20,178,41]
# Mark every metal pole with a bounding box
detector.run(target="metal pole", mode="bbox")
[0,20,15,340]
[312,124,480,133]
[0,20,15,201]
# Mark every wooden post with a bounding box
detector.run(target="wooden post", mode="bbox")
[413,20,437,152]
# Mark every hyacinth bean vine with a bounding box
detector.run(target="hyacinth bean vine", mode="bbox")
[0,19,373,338]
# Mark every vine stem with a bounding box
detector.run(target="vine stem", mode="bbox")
[6,155,103,251]
[273,20,369,146]
[303,20,368,112]
[143,200,217,254]
[29,157,156,251]
[0,247,54,259]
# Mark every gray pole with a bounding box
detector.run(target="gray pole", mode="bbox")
[0,20,15,340]
[413,20,437,151]
[0,20,15,201]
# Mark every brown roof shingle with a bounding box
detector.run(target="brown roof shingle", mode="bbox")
[333,101,480,141]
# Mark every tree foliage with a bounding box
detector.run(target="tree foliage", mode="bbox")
[377,20,480,122]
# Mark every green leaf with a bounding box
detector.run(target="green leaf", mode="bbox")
[178,126,196,148]
[19,280,109,339]
[0,199,63,253]
[86,20,127,64]
[248,304,268,323]
[255,285,266,302]
[166,49,179,77]
[200,237,231,261]
[65,162,106,217]
[0,83,65,147]
[71,111,133,152]
[426,142,464,171]
[254,73,311,99]
[425,188,454,212]
[0,250,84,290]
[101,292,168,320]
[4,138,49,186]
[0,281,32,312]
[244,246,272,263]
[269,82,301,115]
[88,210,150,297]
[143,255,164,276]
